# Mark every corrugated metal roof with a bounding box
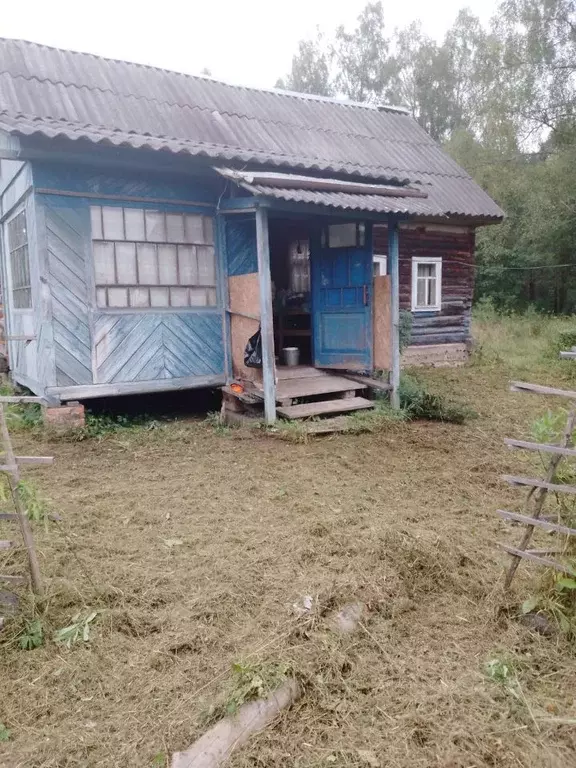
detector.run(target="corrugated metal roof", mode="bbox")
[242,184,442,217]
[0,37,504,221]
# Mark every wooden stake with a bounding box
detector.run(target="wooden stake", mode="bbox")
[504,404,576,589]
[0,404,44,597]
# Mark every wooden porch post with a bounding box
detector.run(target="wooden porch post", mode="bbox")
[255,206,276,424]
[388,218,401,409]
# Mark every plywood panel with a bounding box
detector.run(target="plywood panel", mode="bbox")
[373,275,392,371]
[228,272,262,383]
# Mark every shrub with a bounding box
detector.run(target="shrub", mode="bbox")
[399,373,477,424]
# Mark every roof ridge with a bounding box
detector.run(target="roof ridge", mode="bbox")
[0,71,437,149]
[0,36,399,112]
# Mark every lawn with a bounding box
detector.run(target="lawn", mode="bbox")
[2,311,576,768]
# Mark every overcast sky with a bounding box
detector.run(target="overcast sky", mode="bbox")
[1,0,498,89]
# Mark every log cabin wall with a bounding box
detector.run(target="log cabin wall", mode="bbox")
[373,223,475,346]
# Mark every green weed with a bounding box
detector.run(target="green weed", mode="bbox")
[53,611,100,648]
[399,373,477,424]
[18,618,44,650]
[0,722,11,742]
[205,661,291,723]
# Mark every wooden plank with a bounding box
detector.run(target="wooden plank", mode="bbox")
[342,373,392,393]
[277,396,374,420]
[0,590,19,607]
[14,456,54,465]
[497,509,576,536]
[256,375,367,402]
[388,220,400,408]
[504,438,576,457]
[0,465,18,473]
[499,544,575,575]
[5,335,36,342]
[46,372,226,401]
[255,207,276,424]
[276,367,329,380]
[0,513,18,520]
[510,381,576,399]
[559,351,576,359]
[502,474,576,495]
[0,396,45,404]
[0,541,14,550]
[0,574,27,585]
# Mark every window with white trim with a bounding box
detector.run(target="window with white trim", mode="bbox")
[373,254,387,276]
[90,206,216,309]
[7,210,31,309]
[412,257,442,311]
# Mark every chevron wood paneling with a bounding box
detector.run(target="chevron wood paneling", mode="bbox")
[94,312,224,384]
[44,200,93,386]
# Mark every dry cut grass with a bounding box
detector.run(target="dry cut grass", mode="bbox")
[1,311,576,767]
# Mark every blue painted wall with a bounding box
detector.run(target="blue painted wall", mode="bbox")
[224,215,258,276]
[28,160,227,397]
[32,162,223,205]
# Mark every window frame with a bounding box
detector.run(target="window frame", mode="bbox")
[5,206,32,311]
[411,256,442,312]
[373,254,387,277]
[89,205,218,312]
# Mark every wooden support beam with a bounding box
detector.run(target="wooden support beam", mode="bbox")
[502,474,576,495]
[0,541,14,550]
[0,574,27,585]
[255,207,276,425]
[510,381,576,399]
[15,456,54,465]
[0,512,17,520]
[388,219,400,409]
[497,509,576,537]
[500,544,575,575]
[0,396,45,404]
[504,438,576,458]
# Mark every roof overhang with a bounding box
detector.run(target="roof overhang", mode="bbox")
[215,167,446,219]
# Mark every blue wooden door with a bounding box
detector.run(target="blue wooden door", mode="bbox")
[311,223,372,370]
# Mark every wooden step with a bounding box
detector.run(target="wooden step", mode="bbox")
[276,366,330,380]
[277,396,374,420]
[255,375,367,403]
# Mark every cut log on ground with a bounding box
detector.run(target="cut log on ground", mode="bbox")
[171,601,366,768]
[171,679,301,768]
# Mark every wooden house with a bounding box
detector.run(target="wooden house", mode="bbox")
[0,39,503,422]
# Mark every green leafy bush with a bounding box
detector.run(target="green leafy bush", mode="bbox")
[399,373,477,424]
[399,309,413,353]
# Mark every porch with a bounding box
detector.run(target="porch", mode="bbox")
[219,174,405,423]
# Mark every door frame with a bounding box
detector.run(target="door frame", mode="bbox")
[310,220,373,371]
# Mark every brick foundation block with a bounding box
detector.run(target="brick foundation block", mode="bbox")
[43,402,85,428]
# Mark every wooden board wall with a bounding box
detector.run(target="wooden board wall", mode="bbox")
[228,273,262,383]
[374,224,475,346]
[373,275,391,370]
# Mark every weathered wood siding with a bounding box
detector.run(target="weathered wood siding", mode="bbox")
[373,224,475,346]
[27,162,227,398]
[0,163,49,391]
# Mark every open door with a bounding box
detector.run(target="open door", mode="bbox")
[311,222,372,370]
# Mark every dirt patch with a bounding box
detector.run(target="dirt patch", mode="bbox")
[1,330,576,767]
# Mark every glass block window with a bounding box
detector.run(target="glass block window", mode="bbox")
[90,206,217,309]
[7,210,31,309]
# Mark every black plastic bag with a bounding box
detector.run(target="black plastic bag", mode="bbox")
[244,327,262,368]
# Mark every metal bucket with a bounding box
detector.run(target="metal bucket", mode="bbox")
[282,346,300,367]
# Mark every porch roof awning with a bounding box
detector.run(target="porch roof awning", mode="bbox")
[215,167,502,221]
